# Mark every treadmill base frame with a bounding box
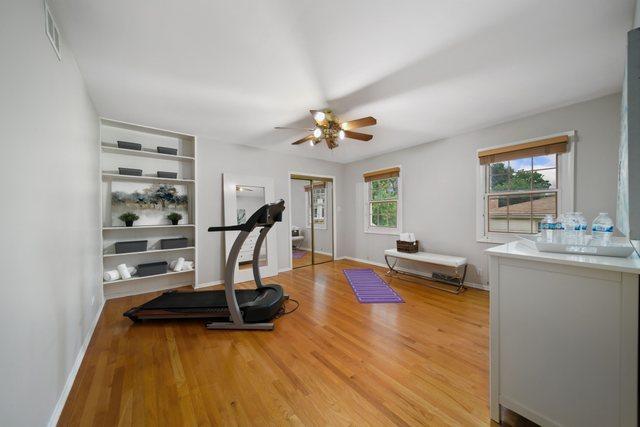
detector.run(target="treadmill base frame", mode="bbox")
[206,321,274,330]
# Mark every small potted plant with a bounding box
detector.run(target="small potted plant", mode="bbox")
[167,212,183,225]
[118,212,139,227]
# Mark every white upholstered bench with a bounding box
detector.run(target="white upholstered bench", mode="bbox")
[384,249,468,294]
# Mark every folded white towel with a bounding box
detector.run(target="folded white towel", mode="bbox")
[104,266,136,282]
[184,261,194,270]
[117,263,131,279]
[174,257,185,272]
[103,270,119,282]
[409,233,416,242]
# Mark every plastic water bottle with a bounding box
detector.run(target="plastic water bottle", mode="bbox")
[591,213,614,245]
[554,214,565,243]
[561,213,580,244]
[575,212,588,244]
[539,214,556,242]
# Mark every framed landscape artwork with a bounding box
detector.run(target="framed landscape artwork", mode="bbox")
[111,181,189,226]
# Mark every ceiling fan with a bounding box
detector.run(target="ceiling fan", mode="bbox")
[275,109,377,149]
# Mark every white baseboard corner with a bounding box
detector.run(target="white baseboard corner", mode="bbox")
[194,280,224,290]
[278,267,292,273]
[48,299,105,427]
[341,256,489,291]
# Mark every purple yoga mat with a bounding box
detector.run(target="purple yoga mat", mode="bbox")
[292,250,307,259]
[342,269,404,304]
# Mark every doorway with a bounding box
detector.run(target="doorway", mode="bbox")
[289,174,335,269]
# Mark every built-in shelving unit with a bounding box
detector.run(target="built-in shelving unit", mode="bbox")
[100,118,198,299]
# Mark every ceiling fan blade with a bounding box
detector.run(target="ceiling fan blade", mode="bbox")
[291,134,315,145]
[275,126,314,131]
[344,130,373,141]
[341,116,377,130]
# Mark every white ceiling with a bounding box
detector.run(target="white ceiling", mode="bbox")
[54,0,635,163]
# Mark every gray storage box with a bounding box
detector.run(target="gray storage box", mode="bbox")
[115,240,148,254]
[118,167,142,176]
[157,146,178,155]
[117,141,142,151]
[160,237,188,249]
[137,261,168,277]
[157,171,178,179]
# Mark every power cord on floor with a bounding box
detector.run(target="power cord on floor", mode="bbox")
[276,298,300,318]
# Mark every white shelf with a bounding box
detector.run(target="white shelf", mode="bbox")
[102,224,195,231]
[103,246,195,258]
[101,145,195,161]
[103,269,194,285]
[102,173,194,184]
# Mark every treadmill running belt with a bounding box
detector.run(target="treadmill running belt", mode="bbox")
[139,290,261,310]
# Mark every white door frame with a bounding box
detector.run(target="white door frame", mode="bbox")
[288,171,337,269]
[223,173,278,283]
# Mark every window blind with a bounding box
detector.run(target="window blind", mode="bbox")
[363,167,400,182]
[304,182,326,192]
[477,135,569,165]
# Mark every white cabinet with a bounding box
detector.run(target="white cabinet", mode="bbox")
[487,241,639,427]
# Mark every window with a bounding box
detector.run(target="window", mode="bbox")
[306,183,327,229]
[363,167,402,234]
[476,132,575,243]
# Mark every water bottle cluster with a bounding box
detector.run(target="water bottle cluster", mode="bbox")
[539,212,614,245]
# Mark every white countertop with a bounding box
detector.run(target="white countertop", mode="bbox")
[486,240,640,274]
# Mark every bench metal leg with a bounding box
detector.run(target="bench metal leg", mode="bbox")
[384,255,466,295]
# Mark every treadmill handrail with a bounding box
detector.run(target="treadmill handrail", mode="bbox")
[207,199,285,233]
[208,225,244,232]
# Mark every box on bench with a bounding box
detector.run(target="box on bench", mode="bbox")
[397,240,419,253]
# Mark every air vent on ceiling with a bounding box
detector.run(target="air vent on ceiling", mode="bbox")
[44,1,61,60]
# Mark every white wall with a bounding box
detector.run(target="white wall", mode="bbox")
[343,94,621,286]
[197,143,343,285]
[0,1,101,426]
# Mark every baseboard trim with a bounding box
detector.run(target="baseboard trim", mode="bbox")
[278,267,292,273]
[194,280,223,290]
[341,256,489,291]
[47,299,105,427]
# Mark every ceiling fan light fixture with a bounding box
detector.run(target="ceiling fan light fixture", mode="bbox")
[340,122,348,130]
[314,111,326,122]
[313,127,322,138]
[338,130,345,140]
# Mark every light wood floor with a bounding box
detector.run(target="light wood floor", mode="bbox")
[59,259,490,426]
[291,249,333,269]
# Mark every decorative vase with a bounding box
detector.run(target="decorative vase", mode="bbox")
[125,220,134,227]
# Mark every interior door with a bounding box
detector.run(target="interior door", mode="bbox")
[222,173,278,283]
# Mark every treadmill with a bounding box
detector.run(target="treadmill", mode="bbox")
[123,200,287,330]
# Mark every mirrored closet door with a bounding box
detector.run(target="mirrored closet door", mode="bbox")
[290,175,334,269]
